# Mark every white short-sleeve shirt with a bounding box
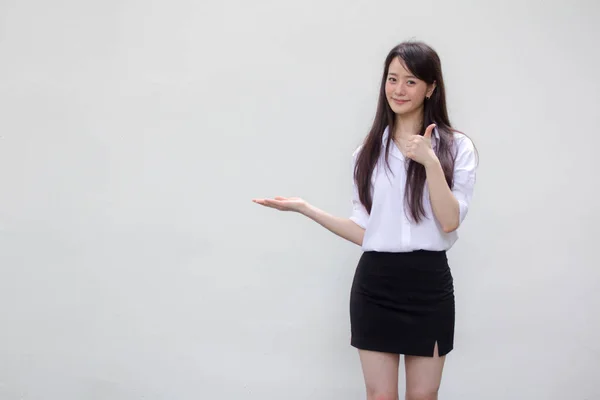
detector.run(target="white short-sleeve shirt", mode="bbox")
[350,127,477,252]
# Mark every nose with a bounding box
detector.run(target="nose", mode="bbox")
[393,82,406,96]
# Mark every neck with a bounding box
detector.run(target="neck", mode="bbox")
[393,110,423,140]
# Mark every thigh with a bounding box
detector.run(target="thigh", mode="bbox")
[358,349,400,399]
[404,342,446,398]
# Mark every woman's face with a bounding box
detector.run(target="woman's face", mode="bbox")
[385,57,435,116]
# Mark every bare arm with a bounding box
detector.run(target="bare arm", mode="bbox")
[252,197,365,246]
[301,203,365,246]
[424,158,460,233]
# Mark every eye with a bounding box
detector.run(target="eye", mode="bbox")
[407,80,416,85]
[387,77,397,82]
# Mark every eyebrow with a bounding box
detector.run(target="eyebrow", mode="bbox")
[388,73,416,78]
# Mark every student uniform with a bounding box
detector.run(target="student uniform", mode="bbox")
[349,126,477,357]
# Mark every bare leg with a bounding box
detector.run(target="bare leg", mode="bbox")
[358,349,400,400]
[404,342,446,400]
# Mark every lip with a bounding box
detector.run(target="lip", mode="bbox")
[392,99,409,105]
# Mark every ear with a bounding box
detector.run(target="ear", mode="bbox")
[426,81,437,99]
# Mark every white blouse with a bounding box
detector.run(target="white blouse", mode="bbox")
[350,127,477,252]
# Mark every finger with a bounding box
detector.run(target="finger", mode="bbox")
[254,198,283,206]
[424,123,436,139]
[274,196,288,200]
[254,200,273,208]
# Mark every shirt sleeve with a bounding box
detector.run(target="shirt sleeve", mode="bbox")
[349,146,369,229]
[452,135,478,225]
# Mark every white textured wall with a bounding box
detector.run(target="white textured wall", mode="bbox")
[0,0,598,398]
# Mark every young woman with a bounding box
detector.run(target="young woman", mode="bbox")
[253,40,477,400]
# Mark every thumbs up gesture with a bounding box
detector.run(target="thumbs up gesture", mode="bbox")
[405,123,438,167]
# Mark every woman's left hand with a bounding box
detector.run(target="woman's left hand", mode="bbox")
[405,123,439,167]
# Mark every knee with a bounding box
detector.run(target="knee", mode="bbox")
[405,388,438,400]
[368,391,398,400]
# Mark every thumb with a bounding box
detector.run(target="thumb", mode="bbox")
[424,123,436,139]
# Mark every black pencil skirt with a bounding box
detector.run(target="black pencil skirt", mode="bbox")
[349,250,455,357]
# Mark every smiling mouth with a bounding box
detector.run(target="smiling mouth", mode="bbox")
[392,99,409,104]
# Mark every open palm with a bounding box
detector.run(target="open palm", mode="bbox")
[252,196,307,213]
